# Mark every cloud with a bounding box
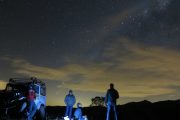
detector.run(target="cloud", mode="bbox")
[3,38,180,100]
[63,38,180,98]
[115,39,180,79]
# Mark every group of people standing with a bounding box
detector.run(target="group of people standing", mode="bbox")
[64,90,84,120]
[21,83,119,120]
[64,83,119,120]
[64,90,79,119]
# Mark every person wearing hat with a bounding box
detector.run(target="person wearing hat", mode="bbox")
[27,84,37,120]
[64,90,76,119]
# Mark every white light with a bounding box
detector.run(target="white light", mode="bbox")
[64,116,70,120]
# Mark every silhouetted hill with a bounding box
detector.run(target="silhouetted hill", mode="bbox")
[47,99,180,120]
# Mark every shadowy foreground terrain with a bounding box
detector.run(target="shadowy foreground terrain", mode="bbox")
[47,100,180,120]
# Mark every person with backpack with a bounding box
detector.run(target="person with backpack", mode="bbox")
[105,83,119,120]
[64,90,76,119]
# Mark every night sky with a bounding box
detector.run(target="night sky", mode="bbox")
[0,0,180,106]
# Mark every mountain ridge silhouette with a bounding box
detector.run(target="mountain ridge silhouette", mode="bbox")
[47,99,180,120]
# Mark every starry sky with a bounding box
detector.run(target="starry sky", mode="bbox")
[0,0,180,106]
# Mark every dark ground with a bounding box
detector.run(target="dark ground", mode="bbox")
[47,100,180,120]
[1,99,179,120]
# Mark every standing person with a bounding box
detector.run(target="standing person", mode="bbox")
[64,90,76,119]
[27,84,37,120]
[105,83,119,120]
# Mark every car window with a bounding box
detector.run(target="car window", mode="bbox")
[34,85,40,94]
[40,86,46,96]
